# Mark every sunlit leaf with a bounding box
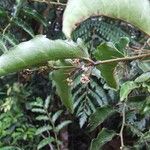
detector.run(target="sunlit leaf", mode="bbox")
[138,61,150,72]
[44,96,51,109]
[36,115,49,121]
[0,36,87,76]
[63,0,150,38]
[135,72,150,83]
[31,108,46,114]
[120,81,140,101]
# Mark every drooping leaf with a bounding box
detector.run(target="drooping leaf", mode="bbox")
[52,110,63,123]
[90,128,116,150]
[94,42,124,89]
[135,72,150,83]
[52,61,74,113]
[56,120,72,132]
[63,0,150,38]
[37,137,54,150]
[0,36,87,76]
[35,125,52,135]
[3,32,19,46]
[120,81,140,101]
[89,106,115,131]
[22,7,48,27]
[12,17,35,37]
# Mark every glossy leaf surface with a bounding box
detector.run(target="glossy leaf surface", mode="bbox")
[0,36,87,76]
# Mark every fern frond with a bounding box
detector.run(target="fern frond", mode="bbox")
[35,125,52,135]
[72,70,110,127]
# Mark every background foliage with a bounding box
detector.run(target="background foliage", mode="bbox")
[0,0,149,150]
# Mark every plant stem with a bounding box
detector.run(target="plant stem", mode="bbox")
[46,109,60,150]
[93,53,150,66]
[52,66,76,69]
[120,103,126,150]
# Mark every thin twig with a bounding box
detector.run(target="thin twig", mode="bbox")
[45,109,60,150]
[93,53,150,66]
[2,23,11,36]
[52,65,77,70]
[120,103,126,150]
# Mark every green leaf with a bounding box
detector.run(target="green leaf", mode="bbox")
[89,106,115,131]
[32,108,46,114]
[139,130,150,141]
[0,6,7,17]
[36,115,49,121]
[115,37,129,55]
[138,61,150,72]
[13,0,25,17]
[90,128,116,150]
[142,96,150,114]
[35,125,52,135]
[63,0,150,38]
[142,83,150,92]
[0,146,21,150]
[0,39,7,53]
[94,42,124,89]
[3,33,19,46]
[44,96,51,109]
[22,7,48,27]
[37,137,54,150]
[52,110,63,123]
[12,17,35,37]
[135,72,150,83]
[52,61,74,113]
[120,81,140,101]
[56,120,72,132]
[0,36,87,76]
